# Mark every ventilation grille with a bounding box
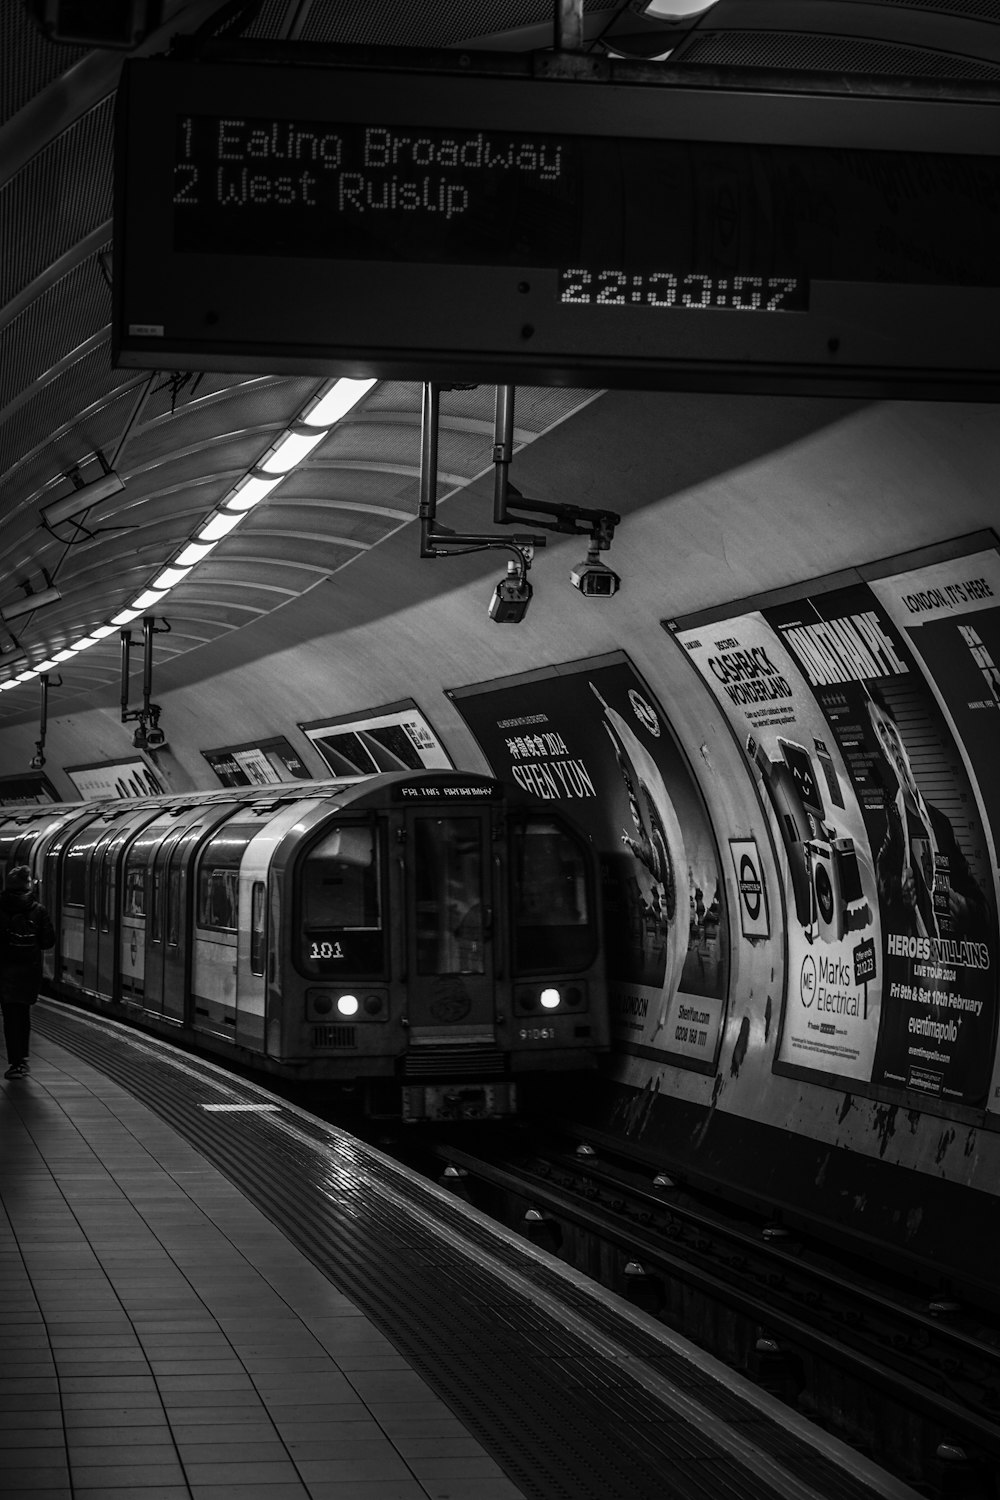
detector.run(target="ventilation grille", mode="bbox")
[311,1024,357,1048]
[0,96,113,308]
[871,0,1000,21]
[0,341,134,500]
[404,1045,507,1078]
[679,31,1000,80]
[240,0,619,49]
[0,7,88,129]
[0,248,111,414]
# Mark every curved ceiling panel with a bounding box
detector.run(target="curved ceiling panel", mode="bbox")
[1,0,996,732]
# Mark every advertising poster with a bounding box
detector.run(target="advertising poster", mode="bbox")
[67,758,165,800]
[675,549,999,1109]
[675,612,883,1085]
[449,655,728,1070]
[868,545,1000,1113]
[299,699,452,781]
[0,773,59,806]
[203,736,311,788]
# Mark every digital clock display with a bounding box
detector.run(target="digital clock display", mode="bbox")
[559,268,808,312]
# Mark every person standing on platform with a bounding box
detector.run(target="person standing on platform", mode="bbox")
[0,864,55,1079]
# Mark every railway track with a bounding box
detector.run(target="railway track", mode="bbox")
[385,1122,1000,1499]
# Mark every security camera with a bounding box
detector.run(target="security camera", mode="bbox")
[571,555,620,598]
[489,562,533,623]
[144,724,167,751]
[29,750,45,770]
[132,724,148,751]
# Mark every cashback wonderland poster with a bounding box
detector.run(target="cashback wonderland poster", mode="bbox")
[676,551,1000,1109]
[675,611,884,1086]
[449,656,729,1070]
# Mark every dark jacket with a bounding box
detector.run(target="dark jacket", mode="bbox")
[0,889,56,1005]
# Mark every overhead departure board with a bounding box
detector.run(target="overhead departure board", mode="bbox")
[113,56,1000,399]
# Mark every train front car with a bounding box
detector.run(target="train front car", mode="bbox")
[269,772,608,1119]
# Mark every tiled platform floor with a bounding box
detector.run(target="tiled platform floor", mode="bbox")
[0,1035,526,1500]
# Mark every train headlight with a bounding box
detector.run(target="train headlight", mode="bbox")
[337,994,360,1017]
[540,988,561,1010]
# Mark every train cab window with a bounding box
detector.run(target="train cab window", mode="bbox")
[196,822,258,932]
[298,821,382,976]
[511,817,595,973]
[414,816,485,976]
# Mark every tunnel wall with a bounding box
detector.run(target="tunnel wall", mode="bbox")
[2,393,999,1270]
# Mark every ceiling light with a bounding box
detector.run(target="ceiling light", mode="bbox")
[35,659,59,671]
[305,377,377,427]
[91,625,116,639]
[0,586,62,623]
[198,511,243,542]
[638,0,718,16]
[69,638,98,652]
[225,474,282,511]
[52,649,75,662]
[111,607,143,625]
[130,588,168,610]
[151,565,192,590]
[16,670,37,681]
[175,540,217,566]
[259,427,326,474]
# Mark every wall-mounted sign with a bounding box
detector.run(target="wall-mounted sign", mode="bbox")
[449,653,728,1072]
[299,700,451,782]
[113,55,999,398]
[203,735,311,788]
[66,758,165,800]
[671,532,1000,1113]
[729,838,770,939]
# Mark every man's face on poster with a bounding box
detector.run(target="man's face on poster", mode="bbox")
[869,700,918,799]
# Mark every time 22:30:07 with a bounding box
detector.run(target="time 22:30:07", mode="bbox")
[558,268,807,312]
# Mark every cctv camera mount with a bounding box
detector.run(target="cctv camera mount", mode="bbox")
[571,542,621,598]
[121,615,170,749]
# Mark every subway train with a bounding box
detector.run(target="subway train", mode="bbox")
[0,771,608,1120]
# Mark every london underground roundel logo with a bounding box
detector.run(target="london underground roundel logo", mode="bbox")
[800,953,817,1008]
[738,854,762,921]
[628,689,660,736]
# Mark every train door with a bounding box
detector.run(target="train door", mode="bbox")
[82,822,122,996]
[405,809,495,1035]
[120,813,174,1005]
[95,810,159,1000]
[191,820,262,1040]
[159,805,239,1024]
[49,810,104,989]
[235,801,320,1053]
[144,811,204,1018]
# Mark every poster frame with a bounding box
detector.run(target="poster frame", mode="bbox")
[298,697,453,780]
[665,528,1000,1133]
[447,648,731,1075]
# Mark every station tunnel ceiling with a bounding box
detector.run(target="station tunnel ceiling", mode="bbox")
[1,0,999,732]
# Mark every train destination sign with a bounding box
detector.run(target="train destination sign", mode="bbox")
[113,57,1000,398]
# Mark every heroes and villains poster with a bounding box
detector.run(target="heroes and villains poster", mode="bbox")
[449,655,729,1071]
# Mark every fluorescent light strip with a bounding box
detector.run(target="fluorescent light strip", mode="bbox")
[1,376,375,690]
[305,377,376,427]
